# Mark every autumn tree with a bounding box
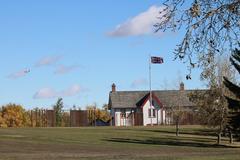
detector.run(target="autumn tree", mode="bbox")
[167,79,186,136]
[100,104,111,122]
[1,104,30,127]
[223,48,240,138]
[172,83,185,137]
[189,56,235,144]
[0,112,7,128]
[53,98,64,127]
[155,0,240,78]
[61,112,70,127]
[86,104,96,126]
[86,104,111,125]
[190,89,228,144]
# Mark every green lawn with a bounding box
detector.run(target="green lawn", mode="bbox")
[0,126,239,160]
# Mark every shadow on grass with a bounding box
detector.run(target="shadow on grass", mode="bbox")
[141,128,218,137]
[104,136,238,148]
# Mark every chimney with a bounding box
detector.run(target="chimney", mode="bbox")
[180,82,184,91]
[111,83,116,92]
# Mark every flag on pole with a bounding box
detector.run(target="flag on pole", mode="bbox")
[151,56,164,64]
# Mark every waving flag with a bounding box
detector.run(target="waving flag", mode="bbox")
[151,56,164,64]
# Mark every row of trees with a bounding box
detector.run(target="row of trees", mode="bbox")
[0,99,111,128]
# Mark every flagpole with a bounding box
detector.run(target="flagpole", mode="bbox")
[149,55,153,126]
[149,55,163,126]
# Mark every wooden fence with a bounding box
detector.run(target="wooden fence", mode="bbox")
[134,112,143,126]
[70,110,88,127]
[29,109,103,127]
[28,109,197,127]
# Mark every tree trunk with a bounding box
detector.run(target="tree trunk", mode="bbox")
[217,133,221,144]
[176,117,179,137]
[217,123,223,145]
[229,131,233,144]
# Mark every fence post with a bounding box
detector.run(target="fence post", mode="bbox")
[30,110,33,127]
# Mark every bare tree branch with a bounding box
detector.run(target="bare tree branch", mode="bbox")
[155,0,240,78]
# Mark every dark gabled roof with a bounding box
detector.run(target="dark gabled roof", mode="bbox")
[108,90,206,109]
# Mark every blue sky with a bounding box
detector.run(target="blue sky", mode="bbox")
[0,0,204,109]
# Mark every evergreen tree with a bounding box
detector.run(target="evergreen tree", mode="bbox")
[223,48,240,135]
[53,98,64,127]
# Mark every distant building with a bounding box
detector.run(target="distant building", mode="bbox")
[108,83,201,126]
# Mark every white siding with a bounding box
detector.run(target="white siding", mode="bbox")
[113,108,133,126]
[111,100,167,126]
[142,100,166,126]
[162,110,166,124]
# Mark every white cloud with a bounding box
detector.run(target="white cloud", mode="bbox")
[8,69,30,79]
[61,84,81,97]
[54,65,79,75]
[107,5,165,37]
[35,55,61,67]
[131,78,148,88]
[33,84,85,99]
[33,87,56,99]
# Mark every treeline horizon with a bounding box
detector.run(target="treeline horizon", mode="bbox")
[0,98,111,128]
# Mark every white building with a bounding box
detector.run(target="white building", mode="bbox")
[108,83,198,126]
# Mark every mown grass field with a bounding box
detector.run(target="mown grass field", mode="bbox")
[0,126,239,160]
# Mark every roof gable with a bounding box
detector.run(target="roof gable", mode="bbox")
[109,89,206,109]
[138,92,163,109]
